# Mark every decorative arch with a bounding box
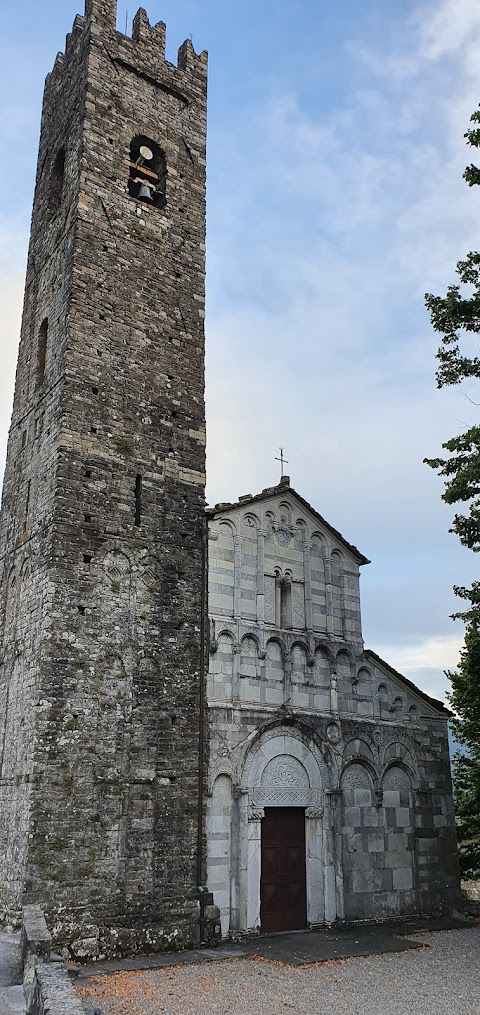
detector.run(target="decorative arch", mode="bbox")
[336,649,351,677]
[239,634,259,687]
[331,548,343,570]
[266,635,285,660]
[343,738,375,766]
[241,720,330,797]
[217,518,236,537]
[291,641,307,683]
[311,532,326,558]
[382,741,418,788]
[102,549,132,581]
[265,510,276,531]
[209,630,235,701]
[356,667,372,695]
[278,501,293,525]
[242,512,260,531]
[240,632,260,653]
[265,637,284,687]
[341,757,378,792]
[138,555,160,590]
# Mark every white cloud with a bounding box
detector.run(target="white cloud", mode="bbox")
[0,0,477,684]
[419,0,480,59]
[204,0,480,660]
[373,632,464,704]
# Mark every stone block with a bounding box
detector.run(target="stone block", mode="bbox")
[392,867,414,891]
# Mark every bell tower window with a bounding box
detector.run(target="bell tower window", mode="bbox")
[128,135,167,208]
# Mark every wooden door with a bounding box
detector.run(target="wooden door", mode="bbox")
[260,808,307,933]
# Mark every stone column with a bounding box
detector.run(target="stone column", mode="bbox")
[340,571,348,639]
[234,535,242,620]
[330,669,339,715]
[303,539,312,631]
[232,641,241,701]
[257,529,265,623]
[305,807,324,925]
[229,787,242,933]
[275,576,281,627]
[283,649,292,705]
[324,788,344,923]
[324,557,334,635]
[245,801,264,932]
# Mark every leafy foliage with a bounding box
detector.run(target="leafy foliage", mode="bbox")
[452,752,480,878]
[425,105,480,879]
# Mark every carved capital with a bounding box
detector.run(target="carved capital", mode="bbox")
[248,806,265,822]
[305,806,324,819]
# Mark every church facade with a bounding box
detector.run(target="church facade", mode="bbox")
[206,479,460,936]
[0,0,460,957]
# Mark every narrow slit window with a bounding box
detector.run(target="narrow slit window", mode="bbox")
[37,319,48,387]
[134,474,142,527]
[47,148,65,215]
[25,480,31,523]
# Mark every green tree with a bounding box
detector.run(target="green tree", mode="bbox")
[425,106,480,879]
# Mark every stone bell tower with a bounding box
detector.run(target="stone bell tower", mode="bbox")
[0,0,207,955]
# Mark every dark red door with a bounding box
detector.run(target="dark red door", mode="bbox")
[260,808,307,933]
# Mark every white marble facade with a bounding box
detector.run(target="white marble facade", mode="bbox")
[206,479,455,935]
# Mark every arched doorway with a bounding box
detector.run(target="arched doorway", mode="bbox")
[238,726,331,933]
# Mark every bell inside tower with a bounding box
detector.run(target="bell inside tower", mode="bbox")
[128,134,167,207]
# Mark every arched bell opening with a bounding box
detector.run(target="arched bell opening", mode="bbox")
[128,135,167,208]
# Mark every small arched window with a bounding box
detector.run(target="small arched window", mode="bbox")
[274,572,292,629]
[128,135,167,208]
[36,319,48,387]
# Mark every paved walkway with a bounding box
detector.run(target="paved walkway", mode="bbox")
[73,914,472,979]
[0,931,25,1015]
[75,927,480,1015]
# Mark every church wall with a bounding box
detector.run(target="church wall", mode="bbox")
[206,489,460,935]
[207,704,459,932]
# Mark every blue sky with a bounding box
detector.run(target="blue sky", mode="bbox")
[1,0,480,704]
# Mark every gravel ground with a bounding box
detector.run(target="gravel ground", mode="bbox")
[77,927,480,1015]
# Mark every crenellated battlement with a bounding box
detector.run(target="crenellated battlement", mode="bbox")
[47,2,207,91]
[84,1,207,71]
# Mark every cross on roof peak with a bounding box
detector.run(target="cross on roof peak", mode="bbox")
[275,447,289,480]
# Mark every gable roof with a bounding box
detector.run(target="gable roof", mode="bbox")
[365,649,452,717]
[206,477,370,566]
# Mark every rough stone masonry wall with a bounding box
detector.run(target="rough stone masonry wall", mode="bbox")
[0,0,208,957]
[0,9,88,922]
